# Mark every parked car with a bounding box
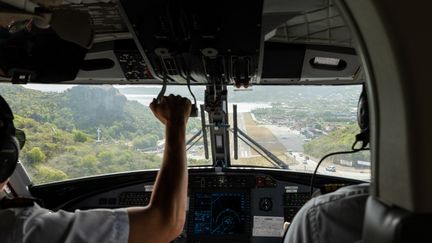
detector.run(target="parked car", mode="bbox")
[326,165,336,172]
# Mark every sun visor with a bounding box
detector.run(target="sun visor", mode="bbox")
[0,26,88,83]
[0,3,91,83]
[260,42,361,84]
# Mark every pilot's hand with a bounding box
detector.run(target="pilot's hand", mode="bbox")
[150,94,192,126]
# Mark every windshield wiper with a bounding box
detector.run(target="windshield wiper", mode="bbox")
[186,130,202,151]
[231,128,289,169]
[230,104,288,169]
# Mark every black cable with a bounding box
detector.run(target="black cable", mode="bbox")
[186,71,197,105]
[309,145,370,197]
[182,53,198,117]
[184,54,196,104]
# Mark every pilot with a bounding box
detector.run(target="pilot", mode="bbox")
[0,94,191,243]
[283,89,371,243]
[283,183,369,243]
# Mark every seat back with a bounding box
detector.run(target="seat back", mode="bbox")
[363,196,432,243]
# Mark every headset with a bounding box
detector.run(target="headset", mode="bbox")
[0,95,19,183]
[355,86,370,148]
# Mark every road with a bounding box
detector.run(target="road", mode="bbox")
[265,125,306,152]
[288,152,370,181]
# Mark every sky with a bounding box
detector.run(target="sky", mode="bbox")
[23,84,161,92]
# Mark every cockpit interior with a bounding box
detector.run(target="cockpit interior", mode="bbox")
[1,0,431,242]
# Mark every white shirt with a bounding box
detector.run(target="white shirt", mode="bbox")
[284,183,369,243]
[0,203,129,243]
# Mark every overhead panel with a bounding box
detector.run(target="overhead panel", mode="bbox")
[260,0,361,84]
[119,0,263,85]
[266,0,354,47]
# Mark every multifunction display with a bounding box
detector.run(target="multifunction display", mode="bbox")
[192,192,250,236]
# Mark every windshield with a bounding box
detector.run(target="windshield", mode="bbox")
[229,85,370,181]
[0,84,210,185]
[0,84,370,184]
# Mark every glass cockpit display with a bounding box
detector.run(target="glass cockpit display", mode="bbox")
[192,192,250,236]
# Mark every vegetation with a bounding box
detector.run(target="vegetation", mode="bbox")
[0,84,203,184]
[25,147,46,165]
[0,84,369,183]
[303,123,370,162]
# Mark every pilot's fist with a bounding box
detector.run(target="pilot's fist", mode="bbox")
[150,94,192,126]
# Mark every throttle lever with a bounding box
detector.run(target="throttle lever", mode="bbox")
[156,73,168,104]
[157,72,198,117]
[186,72,198,117]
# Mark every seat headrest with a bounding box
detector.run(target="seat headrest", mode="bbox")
[363,196,432,243]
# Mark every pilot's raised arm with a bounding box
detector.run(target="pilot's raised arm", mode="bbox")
[0,95,191,243]
[128,95,191,243]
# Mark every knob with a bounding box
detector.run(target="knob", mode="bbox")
[259,197,273,211]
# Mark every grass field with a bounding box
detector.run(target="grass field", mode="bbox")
[232,153,297,168]
[227,112,295,168]
[243,113,286,155]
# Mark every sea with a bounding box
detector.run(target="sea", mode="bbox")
[23,84,272,113]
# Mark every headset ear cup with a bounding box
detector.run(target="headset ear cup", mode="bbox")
[0,95,19,182]
[357,90,369,133]
[12,136,20,156]
[0,136,19,182]
[356,88,370,148]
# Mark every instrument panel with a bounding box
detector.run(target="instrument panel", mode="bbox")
[30,168,359,243]
[67,172,313,243]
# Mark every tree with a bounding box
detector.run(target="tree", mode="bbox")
[144,134,158,147]
[133,137,150,150]
[26,147,46,165]
[35,165,68,184]
[97,150,114,164]
[77,155,100,175]
[132,134,159,150]
[73,130,88,143]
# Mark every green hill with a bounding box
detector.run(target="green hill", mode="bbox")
[303,123,369,162]
[0,84,202,184]
[0,84,165,140]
